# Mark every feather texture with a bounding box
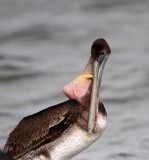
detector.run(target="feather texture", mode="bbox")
[3,100,83,159]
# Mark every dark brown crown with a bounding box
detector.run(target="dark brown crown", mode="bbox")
[91,38,111,59]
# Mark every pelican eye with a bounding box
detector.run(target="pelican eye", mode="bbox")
[100,51,104,56]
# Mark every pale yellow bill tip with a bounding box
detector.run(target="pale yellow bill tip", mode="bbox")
[88,128,93,135]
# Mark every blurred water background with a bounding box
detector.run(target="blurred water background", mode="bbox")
[0,0,149,159]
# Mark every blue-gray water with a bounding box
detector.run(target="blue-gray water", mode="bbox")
[0,0,149,159]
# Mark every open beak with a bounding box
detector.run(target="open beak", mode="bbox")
[88,53,109,134]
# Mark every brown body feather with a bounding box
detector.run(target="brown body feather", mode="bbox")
[3,100,84,159]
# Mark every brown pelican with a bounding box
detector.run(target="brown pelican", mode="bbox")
[3,38,111,160]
